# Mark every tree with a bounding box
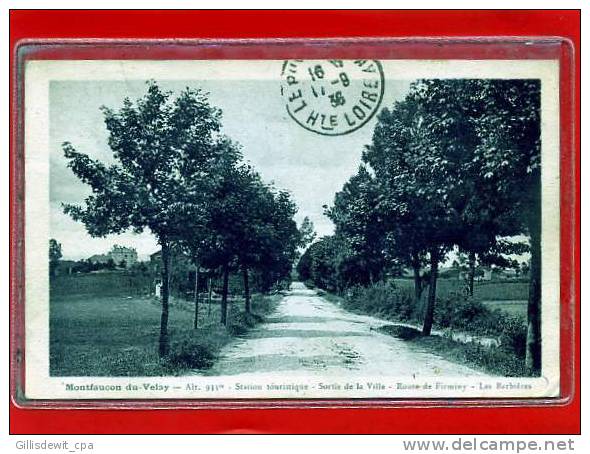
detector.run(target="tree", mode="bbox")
[232,170,276,313]
[238,182,303,303]
[402,80,531,300]
[263,190,304,289]
[364,79,540,345]
[293,217,317,285]
[49,239,62,277]
[364,95,459,335]
[176,138,242,328]
[296,248,313,283]
[197,144,255,325]
[325,166,389,288]
[298,217,317,251]
[420,78,541,370]
[297,235,348,293]
[363,98,434,308]
[470,80,542,373]
[199,145,303,320]
[63,81,222,357]
[520,261,530,277]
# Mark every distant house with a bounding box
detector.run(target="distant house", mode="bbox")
[477,267,519,281]
[87,245,138,268]
[458,267,491,281]
[149,250,162,264]
[439,267,460,279]
[88,254,109,264]
[481,268,493,281]
[109,245,138,267]
[495,268,519,279]
[149,250,164,272]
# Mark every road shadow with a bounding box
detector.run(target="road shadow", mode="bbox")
[201,353,361,376]
[264,315,354,324]
[247,329,367,339]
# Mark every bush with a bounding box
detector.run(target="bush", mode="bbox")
[433,294,501,335]
[225,293,278,336]
[498,315,528,358]
[166,332,219,370]
[304,280,316,289]
[414,336,530,377]
[343,281,416,322]
[378,324,422,340]
[228,312,263,336]
[460,342,529,376]
[250,293,280,316]
[339,280,528,360]
[433,295,527,359]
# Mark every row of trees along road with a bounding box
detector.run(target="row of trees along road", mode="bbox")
[300,79,542,374]
[63,81,313,358]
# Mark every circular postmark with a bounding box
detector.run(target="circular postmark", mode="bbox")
[280,59,385,136]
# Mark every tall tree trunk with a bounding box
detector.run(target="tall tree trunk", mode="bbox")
[193,263,199,329]
[158,242,171,358]
[412,253,422,305]
[207,276,213,316]
[422,248,439,336]
[243,266,251,314]
[468,251,476,296]
[220,266,229,326]
[525,212,542,374]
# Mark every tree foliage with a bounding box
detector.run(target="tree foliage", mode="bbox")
[303,79,541,372]
[49,239,62,263]
[64,81,305,355]
[49,239,63,277]
[64,81,223,357]
[325,166,389,287]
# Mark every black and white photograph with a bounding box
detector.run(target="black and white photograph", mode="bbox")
[23,59,560,399]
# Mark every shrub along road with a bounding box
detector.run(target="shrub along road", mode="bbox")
[199,282,488,378]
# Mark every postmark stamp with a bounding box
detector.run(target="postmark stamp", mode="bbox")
[280,59,385,136]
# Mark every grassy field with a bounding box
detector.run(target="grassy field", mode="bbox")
[50,292,280,376]
[392,278,528,299]
[482,300,528,318]
[472,282,528,301]
[392,278,528,318]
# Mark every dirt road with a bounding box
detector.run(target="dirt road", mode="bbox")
[201,282,488,378]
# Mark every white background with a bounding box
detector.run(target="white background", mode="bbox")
[1,1,585,452]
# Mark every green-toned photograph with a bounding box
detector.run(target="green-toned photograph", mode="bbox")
[24,59,560,400]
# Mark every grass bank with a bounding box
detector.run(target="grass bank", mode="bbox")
[50,292,281,376]
[316,283,531,377]
[377,325,530,377]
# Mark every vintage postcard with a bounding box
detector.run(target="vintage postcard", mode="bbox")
[22,58,560,400]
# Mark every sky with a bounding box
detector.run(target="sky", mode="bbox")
[49,78,412,261]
